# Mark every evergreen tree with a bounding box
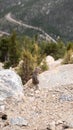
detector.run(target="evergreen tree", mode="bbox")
[63,42,73,64]
[0,37,9,62]
[4,31,20,68]
[40,57,48,72]
[18,49,35,84]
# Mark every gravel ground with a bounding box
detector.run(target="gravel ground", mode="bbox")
[0,64,73,130]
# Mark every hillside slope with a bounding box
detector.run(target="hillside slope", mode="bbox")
[0,64,73,130]
[0,0,73,41]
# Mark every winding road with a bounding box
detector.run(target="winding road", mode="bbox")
[5,13,57,43]
[0,31,10,36]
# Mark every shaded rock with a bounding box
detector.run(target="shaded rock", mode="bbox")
[2,114,7,120]
[0,112,7,120]
[56,121,68,130]
[46,128,51,130]
[3,121,9,127]
[0,69,23,101]
[10,117,28,126]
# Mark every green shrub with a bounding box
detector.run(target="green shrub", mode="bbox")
[62,49,73,64]
[4,61,11,69]
[17,50,35,84]
[40,58,48,72]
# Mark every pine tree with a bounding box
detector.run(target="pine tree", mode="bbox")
[18,49,35,84]
[9,31,20,66]
[0,37,9,62]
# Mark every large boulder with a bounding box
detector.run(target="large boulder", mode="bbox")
[0,69,23,101]
[39,64,73,89]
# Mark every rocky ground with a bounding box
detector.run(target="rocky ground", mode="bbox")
[0,63,73,130]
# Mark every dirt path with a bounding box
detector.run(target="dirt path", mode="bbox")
[5,13,57,43]
[0,30,10,36]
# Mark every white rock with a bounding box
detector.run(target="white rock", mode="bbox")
[0,105,5,112]
[46,55,55,66]
[0,69,23,101]
[41,55,54,69]
[49,121,56,130]
[45,55,62,69]
[10,117,28,126]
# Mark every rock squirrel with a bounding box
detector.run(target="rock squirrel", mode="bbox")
[32,67,40,90]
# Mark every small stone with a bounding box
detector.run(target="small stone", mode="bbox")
[4,121,9,127]
[56,120,63,125]
[0,105,5,112]
[59,94,73,102]
[49,121,55,130]
[10,117,28,126]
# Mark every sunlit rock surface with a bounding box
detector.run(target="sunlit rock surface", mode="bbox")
[0,69,23,101]
[39,64,73,89]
